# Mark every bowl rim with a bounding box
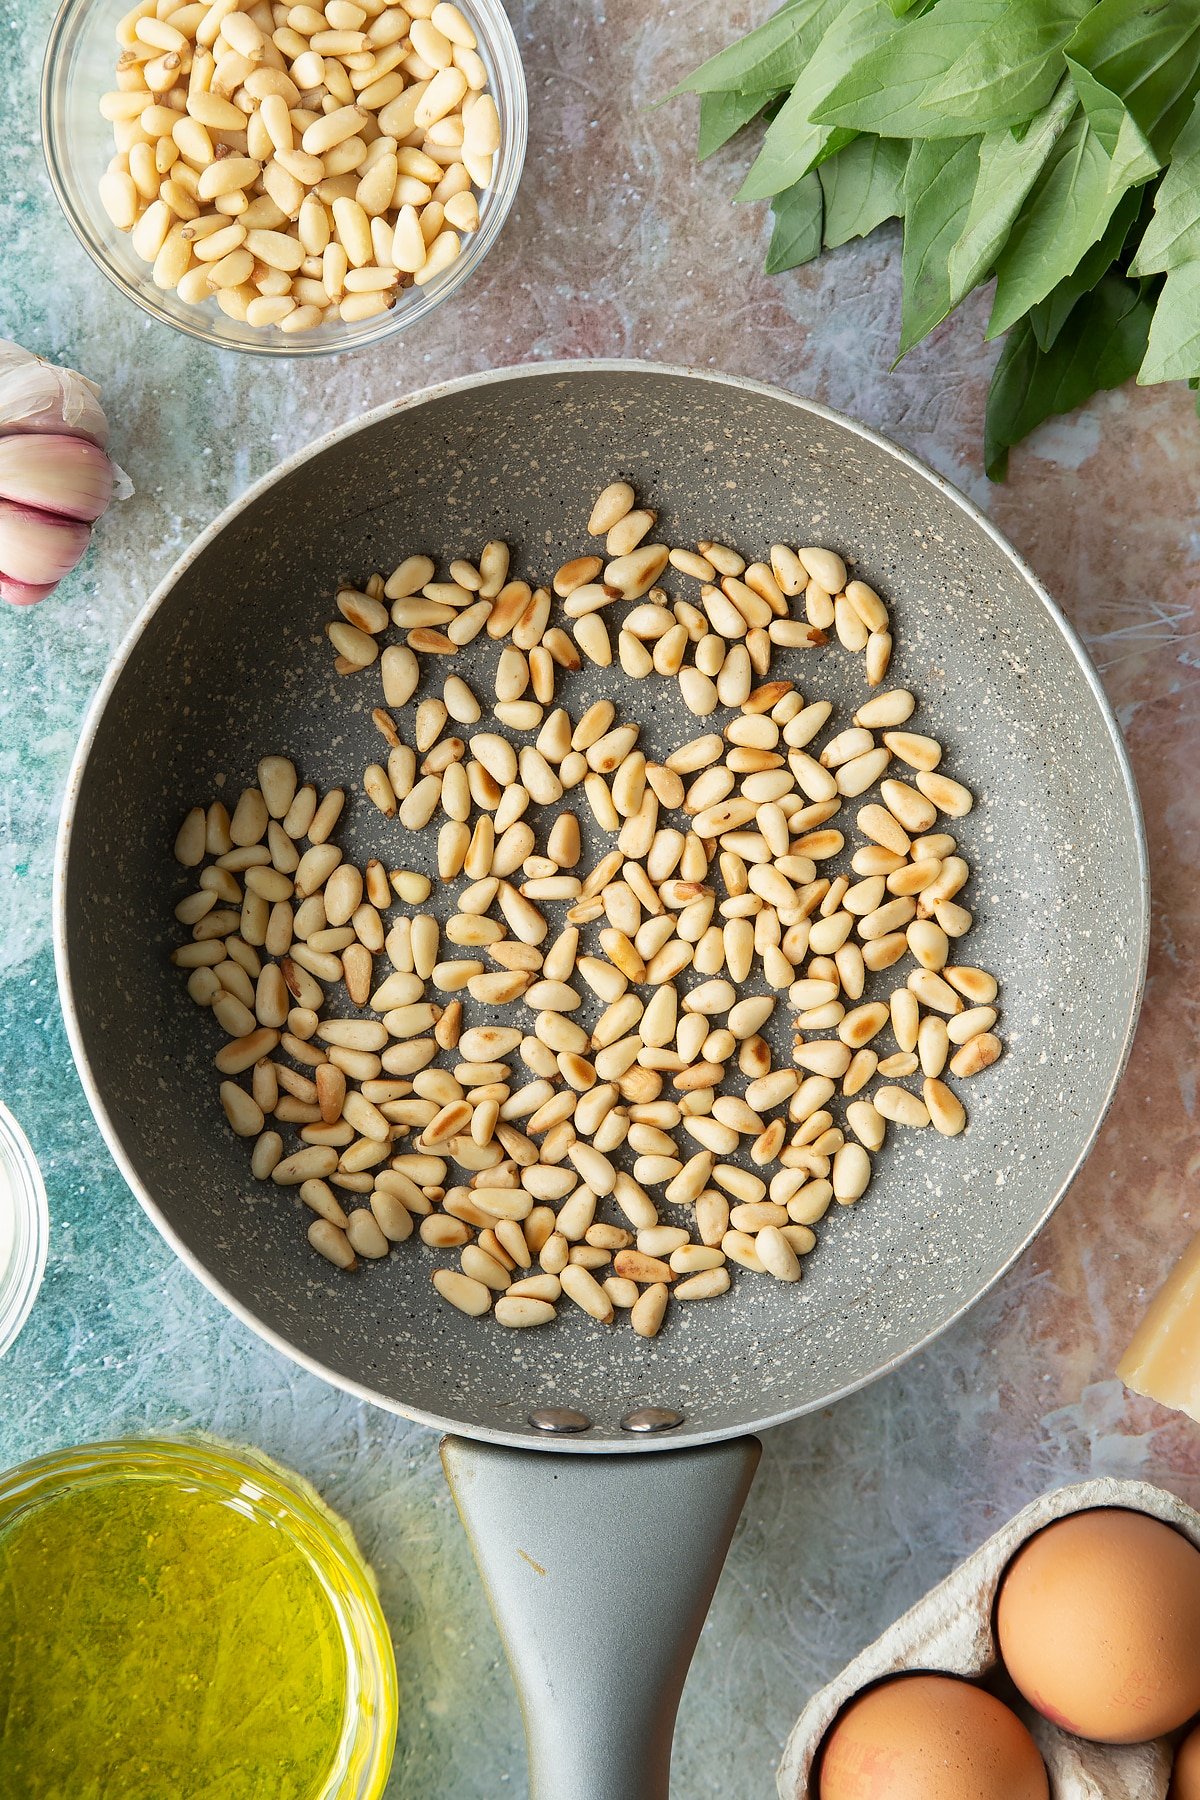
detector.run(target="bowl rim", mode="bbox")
[52,358,1152,1453]
[38,0,528,358]
[0,1431,399,1799]
[0,1102,50,1360]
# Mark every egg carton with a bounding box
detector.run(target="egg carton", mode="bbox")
[777,1478,1200,1800]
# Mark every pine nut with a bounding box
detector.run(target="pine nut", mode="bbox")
[853,690,913,730]
[923,1078,966,1136]
[845,1099,885,1152]
[836,747,891,797]
[865,631,893,686]
[493,1295,555,1328]
[309,1218,357,1269]
[432,1268,490,1315]
[559,1262,614,1323]
[949,1032,1002,1077]
[675,1267,731,1300]
[756,1225,801,1282]
[874,1085,930,1128]
[908,969,963,1015]
[916,769,974,817]
[832,1143,871,1204]
[945,965,998,1004]
[881,779,938,835]
[588,482,634,535]
[917,1015,950,1078]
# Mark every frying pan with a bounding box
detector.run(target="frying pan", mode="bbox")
[54,361,1148,1798]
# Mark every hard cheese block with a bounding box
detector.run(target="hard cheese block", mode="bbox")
[1119,1232,1200,1421]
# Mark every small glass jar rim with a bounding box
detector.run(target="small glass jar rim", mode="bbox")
[0,1103,49,1359]
[39,0,528,357]
[0,1434,399,1800]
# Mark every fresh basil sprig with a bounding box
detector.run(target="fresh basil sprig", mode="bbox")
[671,0,1200,477]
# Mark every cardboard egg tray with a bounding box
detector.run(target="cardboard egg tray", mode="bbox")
[777,1478,1200,1800]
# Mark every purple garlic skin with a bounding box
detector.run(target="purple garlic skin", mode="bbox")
[0,339,124,605]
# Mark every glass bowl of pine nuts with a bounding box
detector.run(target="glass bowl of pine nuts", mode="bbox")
[40,0,526,354]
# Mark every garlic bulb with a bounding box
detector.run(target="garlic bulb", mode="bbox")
[0,339,128,607]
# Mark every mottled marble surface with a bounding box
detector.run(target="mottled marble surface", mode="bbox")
[3,0,1200,1793]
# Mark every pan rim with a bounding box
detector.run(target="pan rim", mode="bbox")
[53,357,1151,1454]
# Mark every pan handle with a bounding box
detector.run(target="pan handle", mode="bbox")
[441,1433,761,1800]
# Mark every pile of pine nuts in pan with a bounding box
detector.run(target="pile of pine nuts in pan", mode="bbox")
[99,0,498,331]
[170,481,1003,1337]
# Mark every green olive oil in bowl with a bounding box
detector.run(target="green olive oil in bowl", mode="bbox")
[0,1438,397,1799]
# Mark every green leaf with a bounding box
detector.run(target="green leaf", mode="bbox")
[1029,184,1142,348]
[1064,0,1200,166]
[947,83,1079,295]
[737,0,902,201]
[813,0,1015,138]
[987,111,1127,338]
[765,172,826,271]
[1138,259,1200,382]
[697,89,777,159]
[1066,55,1161,189]
[668,0,820,98]
[984,272,1155,477]
[922,0,1090,134]
[818,134,909,244]
[1129,90,1200,273]
[897,136,980,355]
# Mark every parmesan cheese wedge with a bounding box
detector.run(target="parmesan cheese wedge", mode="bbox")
[1119,1231,1200,1420]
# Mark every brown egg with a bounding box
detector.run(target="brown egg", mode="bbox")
[996,1508,1200,1743]
[1171,1722,1200,1799]
[817,1672,1049,1800]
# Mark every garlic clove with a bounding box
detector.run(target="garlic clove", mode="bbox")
[0,433,114,523]
[0,497,91,588]
[0,575,60,607]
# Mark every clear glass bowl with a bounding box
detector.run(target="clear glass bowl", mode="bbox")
[40,0,527,357]
[0,1102,49,1358]
[0,1435,399,1798]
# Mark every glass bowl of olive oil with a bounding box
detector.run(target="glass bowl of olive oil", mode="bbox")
[0,1436,397,1799]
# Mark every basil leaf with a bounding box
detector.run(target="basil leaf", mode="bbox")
[1064,0,1200,167]
[1138,259,1200,383]
[1066,56,1160,189]
[947,83,1078,296]
[766,172,826,271]
[985,272,1155,478]
[897,136,980,356]
[698,89,778,159]
[1029,185,1142,348]
[1130,91,1200,273]
[987,111,1126,338]
[922,0,1090,135]
[737,0,901,201]
[669,0,822,98]
[819,135,909,244]
[813,0,1013,139]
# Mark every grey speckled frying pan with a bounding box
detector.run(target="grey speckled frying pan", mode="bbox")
[55,362,1147,1799]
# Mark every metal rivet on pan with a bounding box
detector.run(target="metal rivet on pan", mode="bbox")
[620,1407,684,1434]
[528,1407,591,1434]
